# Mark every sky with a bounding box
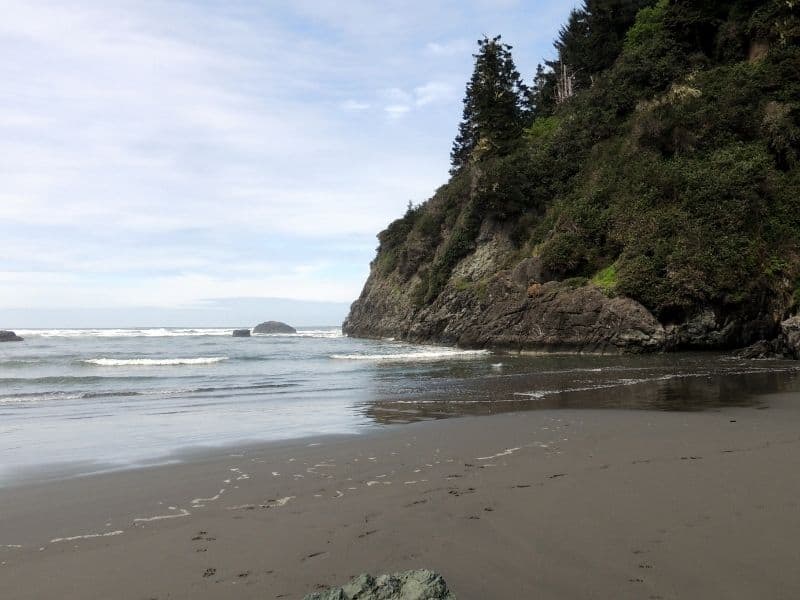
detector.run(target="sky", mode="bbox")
[0,0,575,327]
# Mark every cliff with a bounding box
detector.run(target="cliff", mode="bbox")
[345,1,800,352]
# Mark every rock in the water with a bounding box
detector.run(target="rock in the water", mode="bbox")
[232,329,251,337]
[304,570,455,600]
[0,330,23,342]
[736,339,776,359]
[253,321,296,334]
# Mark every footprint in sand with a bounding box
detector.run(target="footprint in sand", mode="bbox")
[192,531,216,542]
[448,487,475,497]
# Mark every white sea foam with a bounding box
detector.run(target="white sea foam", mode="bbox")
[263,496,295,508]
[330,348,490,362]
[476,447,521,461]
[133,508,190,522]
[50,530,124,543]
[0,392,85,405]
[191,489,225,506]
[83,357,229,366]
[511,374,689,400]
[16,328,234,338]
[15,328,342,339]
[255,329,343,339]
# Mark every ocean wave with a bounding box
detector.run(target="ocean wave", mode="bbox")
[15,328,235,338]
[254,329,343,339]
[0,391,86,405]
[15,327,342,338]
[330,348,490,362]
[83,357,229,366]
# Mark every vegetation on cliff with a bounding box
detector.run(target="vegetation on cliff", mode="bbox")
[351,0,800,349]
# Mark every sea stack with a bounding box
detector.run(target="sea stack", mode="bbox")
[253,321,296,334]
[232,329,251,337]
[0,330,23,342]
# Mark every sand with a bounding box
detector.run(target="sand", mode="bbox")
[1,394,800,599]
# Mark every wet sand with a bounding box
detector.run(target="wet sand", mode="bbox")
[2,394,800,599]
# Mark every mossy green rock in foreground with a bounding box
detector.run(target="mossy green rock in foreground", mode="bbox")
[345,1,800,354]
[303,570,456,600]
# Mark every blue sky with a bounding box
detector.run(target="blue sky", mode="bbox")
[0,0,575,326]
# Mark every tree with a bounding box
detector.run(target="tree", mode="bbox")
[529,1,654,118]
[450,36,529,174]
[528,63,557,117]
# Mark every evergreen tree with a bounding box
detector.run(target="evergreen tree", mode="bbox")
[529,63,558,117]
[450,36,529,174]
[531,0,656,112]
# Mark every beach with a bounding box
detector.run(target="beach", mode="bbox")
[2,391,799,599]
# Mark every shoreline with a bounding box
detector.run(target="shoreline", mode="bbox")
[2,393,800,599]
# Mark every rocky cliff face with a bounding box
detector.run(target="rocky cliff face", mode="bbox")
[344,2,800,353]
[344,225,784,353]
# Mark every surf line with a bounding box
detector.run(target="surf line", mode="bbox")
[50,530,124,544]
[476,447,522,461]
[191,489,226,507]
[133,508,191,523]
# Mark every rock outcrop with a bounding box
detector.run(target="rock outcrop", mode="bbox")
[784,316,800,358]
[738,316,800,359]
[342,2,800,356]
[343,221,788,354]
[253,321,296,334]
[232,329,251,337]
[346,273,664,353]
[0,330,23,342]
[304,570,455,600]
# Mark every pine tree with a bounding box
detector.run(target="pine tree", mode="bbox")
[529,63,557,117]
[450,36,529,174]
[533,0,655,106]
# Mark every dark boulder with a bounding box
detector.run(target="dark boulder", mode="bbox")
[0,330,23,342]
[232,329,251,337]
[783,316,800,359]
[253,321,296,334]
[737,316,800,359]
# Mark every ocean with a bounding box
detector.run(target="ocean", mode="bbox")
[2,327,799,485]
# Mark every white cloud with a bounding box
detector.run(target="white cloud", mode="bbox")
[382,87,413,103]
[0,0,574,319]
[414,81,456,106]
[341,99,371,111]
[425,40,471,56]
[379,81,455,118]
[384,104,411,118]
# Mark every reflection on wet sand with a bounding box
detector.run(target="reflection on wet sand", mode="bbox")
[362,355,800,424]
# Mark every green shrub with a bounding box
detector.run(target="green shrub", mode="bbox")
[592,263,618,293]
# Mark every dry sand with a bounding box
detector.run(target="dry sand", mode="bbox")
[1,394,800,599]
